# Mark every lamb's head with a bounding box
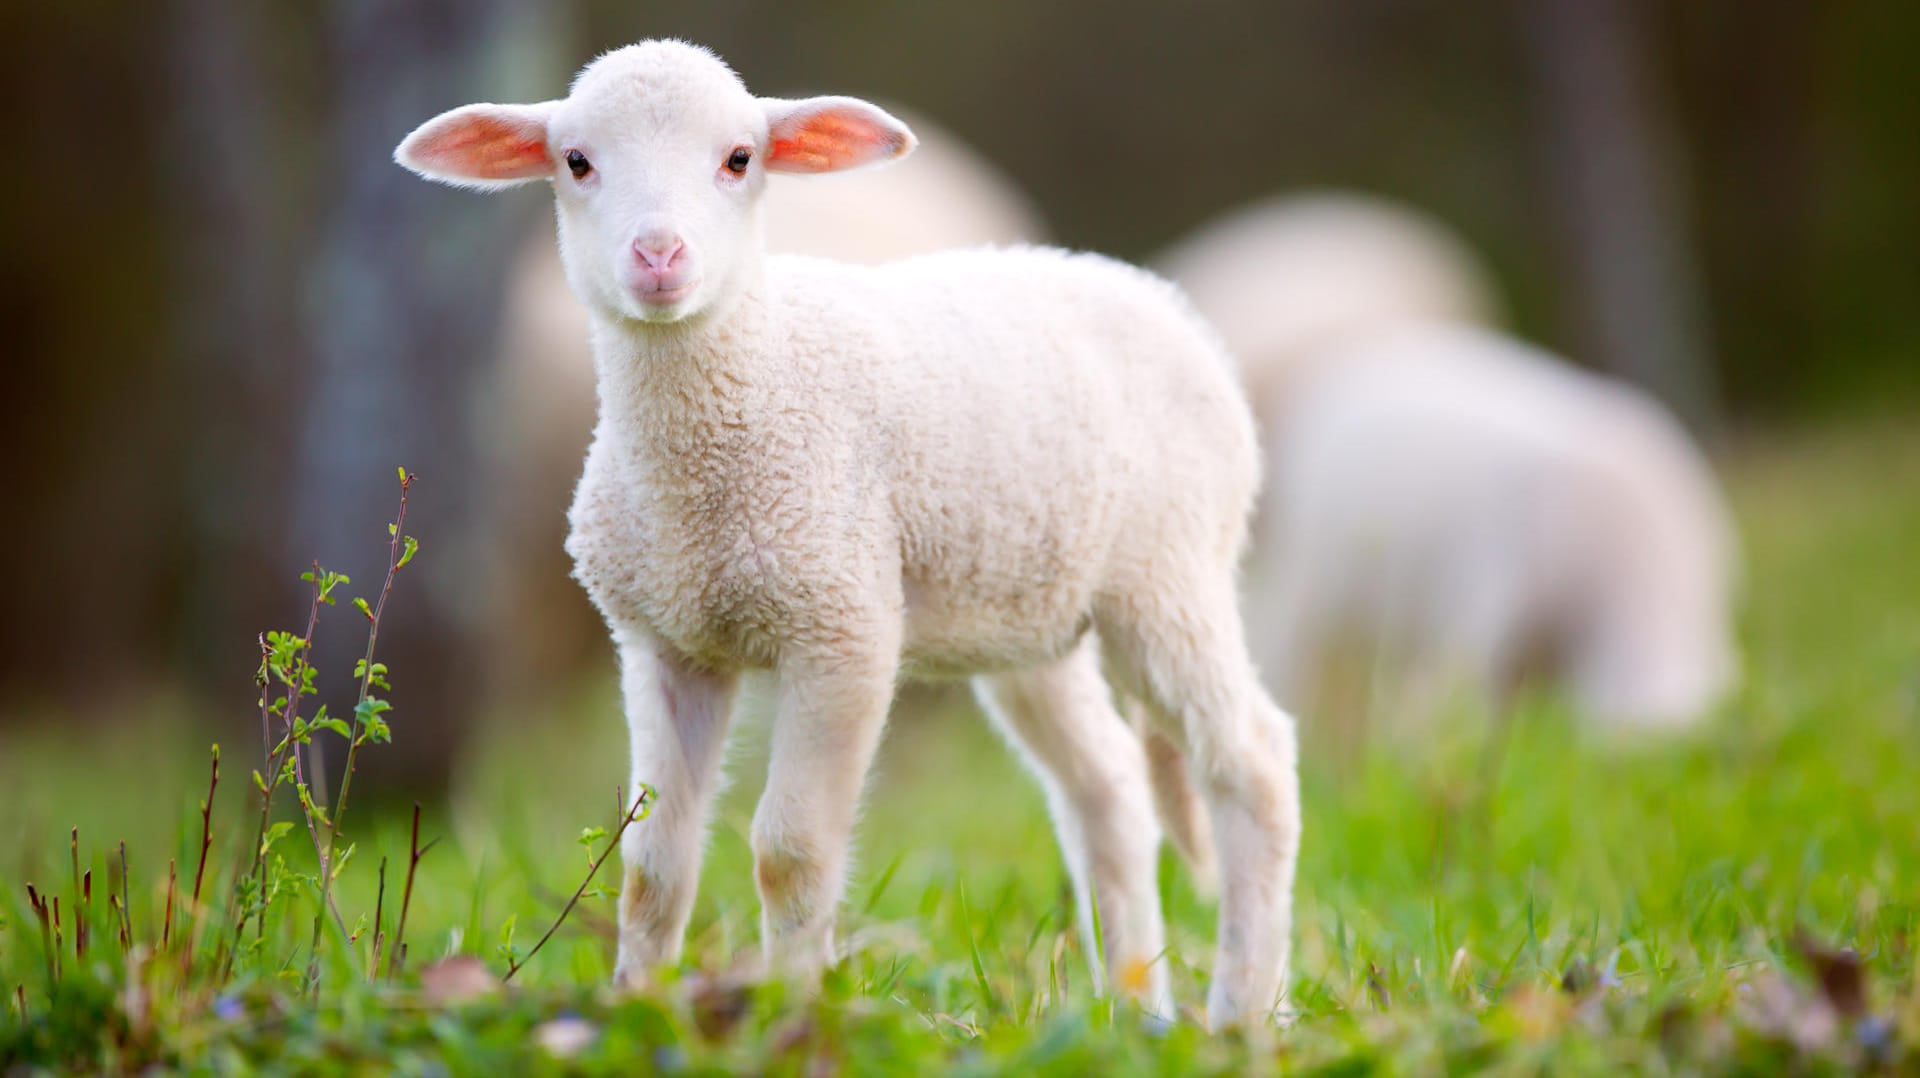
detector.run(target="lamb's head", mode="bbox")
[395,40,916,325]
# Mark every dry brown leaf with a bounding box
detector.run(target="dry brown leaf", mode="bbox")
[419,955,501,1006]
[1794,928,1869,1019]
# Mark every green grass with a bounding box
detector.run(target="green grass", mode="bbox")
[5,417,1920,1074]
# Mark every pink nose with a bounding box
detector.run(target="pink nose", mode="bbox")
[633,233,684,273]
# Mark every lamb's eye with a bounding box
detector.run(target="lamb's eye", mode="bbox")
[566,150,592,178]
[725,147,752,175]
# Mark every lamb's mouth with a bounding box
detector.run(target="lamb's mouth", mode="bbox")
[633,281,697,307]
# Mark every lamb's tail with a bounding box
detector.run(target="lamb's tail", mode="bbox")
[1133,700,1220,896]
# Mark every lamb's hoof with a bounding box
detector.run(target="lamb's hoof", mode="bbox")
[611,957,653,994]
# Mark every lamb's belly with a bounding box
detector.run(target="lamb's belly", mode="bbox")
[896,567,1096,680]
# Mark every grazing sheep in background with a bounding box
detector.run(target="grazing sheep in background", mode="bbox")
[1246,324,1739,728]
[482,111,1049,701]
[1155,193,1736,729]
[398,40,1298,1027]
[1155,192,1501,418]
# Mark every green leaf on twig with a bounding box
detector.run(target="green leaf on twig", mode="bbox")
[260,821,293,856]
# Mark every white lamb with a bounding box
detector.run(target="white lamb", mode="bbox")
[480,110,1048,698]
[1246,324,1739,727]
[396,40,1299,1026]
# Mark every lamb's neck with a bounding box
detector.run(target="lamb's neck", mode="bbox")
[587,290,774,447]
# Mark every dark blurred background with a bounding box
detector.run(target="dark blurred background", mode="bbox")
[2,0,1915,787]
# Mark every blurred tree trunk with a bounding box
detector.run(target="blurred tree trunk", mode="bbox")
[293,0,561,793]
[1520,0,1722,435]
[1663,0,1817,412]
[166,0,301,697]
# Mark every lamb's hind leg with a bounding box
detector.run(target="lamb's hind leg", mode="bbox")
[1135,701,1219,896]
[973,637,1172,1017]
[1100,580,1302,1029]
[613,633,740,986]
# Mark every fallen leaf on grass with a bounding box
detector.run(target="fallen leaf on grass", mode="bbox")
[1794,927,1868,1018]
[420,955,500,1005]
[687,971,755,1040]
[1498,985,1575,1042]
[1738,973,1839,1053]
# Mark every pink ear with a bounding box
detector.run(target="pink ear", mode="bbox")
[763,96,917,174]
[394,103,556,189]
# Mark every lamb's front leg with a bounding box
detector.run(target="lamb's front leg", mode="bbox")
[612,633,739,987]
[751,637,899,976]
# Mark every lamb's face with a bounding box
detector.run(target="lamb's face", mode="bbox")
[548,44,768,324]
[395,39,918,329]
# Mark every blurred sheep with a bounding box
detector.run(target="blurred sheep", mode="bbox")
[1156,192,1502,416]
[1159,194,1736,727]
[1246,324,1740,728]
[478,109,1048,700]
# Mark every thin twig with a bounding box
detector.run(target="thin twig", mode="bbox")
[370,855,387,980]
[182,745,219,978]
[388,802,437,982]
[309,471,413,990]
[70,828,86,961]
[50,899,63,981]
[258,633,274,775]
[81,871,92,962]
[228,572,348,974]
[504,787,652,983]
[162,859,177,952]
[270,572,347,934]
[528,882,618,941]
[118,841,133,952]
[284,572,330,857]
[26,884,56,987]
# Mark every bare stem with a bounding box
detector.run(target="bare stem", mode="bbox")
[182,745,219,979]
[50,900,62,981]
[79,871,92,961]
[257,637,274,775]
[26,884,56,988]
[70,828,88,962]
[370,855,388,981]
[387,802,437,982]
[117,842,133,953]
[162,859,176,952]
[504,786,652,983]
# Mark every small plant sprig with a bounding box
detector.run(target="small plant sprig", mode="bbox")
[209,467,417,988]
[4,466,432,1031]
[305,468,417,991]
[223,567,343,977]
